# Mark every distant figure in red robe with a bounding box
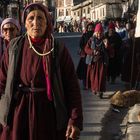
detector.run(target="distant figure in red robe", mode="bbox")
[85,23,108,98]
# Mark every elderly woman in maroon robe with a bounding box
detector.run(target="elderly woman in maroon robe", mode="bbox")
[85,23,108,98]
[0,3,83,140]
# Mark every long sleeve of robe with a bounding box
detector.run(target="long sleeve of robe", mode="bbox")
[0,37,83,140]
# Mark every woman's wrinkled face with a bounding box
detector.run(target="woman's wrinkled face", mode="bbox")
[2,23,18,42]
[25,10,47,38]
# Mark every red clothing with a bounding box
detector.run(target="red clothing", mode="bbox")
[0,37,83,140]
[85,38,107,93]
[0,38,9,60]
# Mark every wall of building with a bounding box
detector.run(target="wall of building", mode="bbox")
[56,0,73,23]
[72,0,92,21]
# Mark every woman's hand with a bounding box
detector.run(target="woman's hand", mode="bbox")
[103,38,109,48]
[66,125,80,140]
[92,50,99,56]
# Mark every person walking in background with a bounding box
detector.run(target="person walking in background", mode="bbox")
[0,18,21,59]
[85,23,108,98]
[115,19,128,40]
[115,18,128,76]
[105,22,122,84]
[81,17,88,33]
[76,22,94,90]
[121,23,136,89]
[0,3,83,140]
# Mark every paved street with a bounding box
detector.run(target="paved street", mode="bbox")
[80,88,110,140]
[79,79,128,140]
[55,32,128,140]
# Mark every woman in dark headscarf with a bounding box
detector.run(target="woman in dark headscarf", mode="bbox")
[0,3,83,140]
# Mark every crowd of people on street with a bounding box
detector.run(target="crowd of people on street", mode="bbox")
[54,17,93,33]
[0,1,140,140]
[76,16,140,98]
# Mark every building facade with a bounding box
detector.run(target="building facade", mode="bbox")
[72,0,92,21]
[72,0,123,22]
[91,0,122,21]
[56,0,73,23]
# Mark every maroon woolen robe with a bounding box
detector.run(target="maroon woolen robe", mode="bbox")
[0,37,83,140]
[85,38,107,93]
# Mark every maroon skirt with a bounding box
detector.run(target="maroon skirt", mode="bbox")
[0,91,66,140]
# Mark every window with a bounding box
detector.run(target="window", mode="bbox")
[103,8,104,16]
[100,8,102,17]
[77,11,79,16]
[66,9,71,16]
[83,9,85,13]
[97,10,98,19]
[88,7,90,14]
[58,0,64,7]
[65,0,71,6]
[59,9,64,16]
[66,9,68,16]
[93,11,96,19]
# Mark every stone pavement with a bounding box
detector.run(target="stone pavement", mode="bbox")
[79,78,128,140]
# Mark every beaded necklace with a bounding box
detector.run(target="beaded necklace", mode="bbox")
[27,33,54,56]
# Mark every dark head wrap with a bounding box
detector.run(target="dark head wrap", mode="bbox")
[94,23,103,33]
[22,2,53,39]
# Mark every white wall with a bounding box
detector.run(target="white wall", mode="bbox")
[135,0,140,37]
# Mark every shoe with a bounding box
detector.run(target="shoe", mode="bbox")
[92,90,97,95]
[99,92,103,99]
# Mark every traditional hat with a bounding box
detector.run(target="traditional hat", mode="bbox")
[94,23,103,33]
[1,18,21,35]
[108,22,115,30]
[22,2,49,23]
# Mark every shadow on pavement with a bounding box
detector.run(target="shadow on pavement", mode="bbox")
[99,106,128,140]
